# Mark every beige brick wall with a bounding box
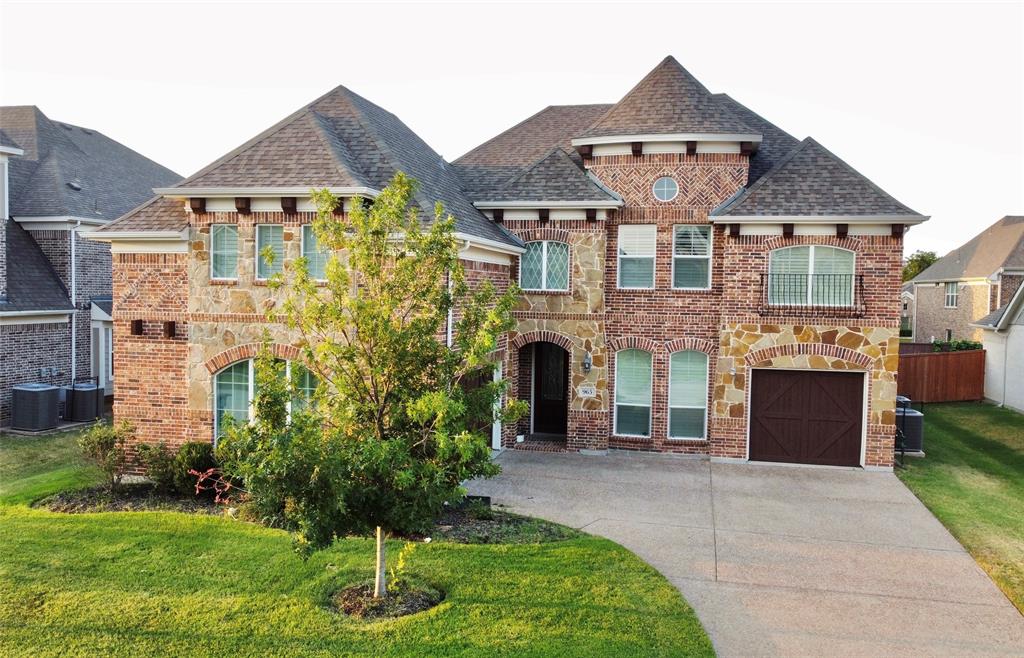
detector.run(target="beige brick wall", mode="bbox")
[914,281,991,342]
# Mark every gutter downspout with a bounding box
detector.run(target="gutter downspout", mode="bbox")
[70,220,80,381]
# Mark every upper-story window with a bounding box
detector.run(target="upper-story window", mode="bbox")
[210,224,238,280]
[673,225,712,289]
[768,245,855,306]
[653,176,679,202]
[256,225,284,280]
[520,241,569,291]
[944,282,958,308]
[301,225,329,281]
[614,349,652,437]
[618,225,657,289]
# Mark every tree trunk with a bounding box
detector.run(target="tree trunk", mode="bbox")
[373,526,388,598]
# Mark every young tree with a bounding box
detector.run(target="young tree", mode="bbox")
[902,250,938,281]
[217,173,524,598]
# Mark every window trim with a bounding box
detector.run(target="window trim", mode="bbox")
[210,224,239,281]
[667,350,709,441]
[300,224,328,282]
[767,244,856,307]
[255,224,284,281]
[613,348,653,438]
[671,224,713,290]
[944,281,958,308]
[519,240,570,292]
[652,176,679,203]
[617,224,657,290]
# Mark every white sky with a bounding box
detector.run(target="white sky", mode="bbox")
[1,1,1021,256]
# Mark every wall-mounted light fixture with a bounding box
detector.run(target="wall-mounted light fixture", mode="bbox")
[582,352,593,374]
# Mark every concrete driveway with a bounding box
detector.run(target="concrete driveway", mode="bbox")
[468,451,1024,657]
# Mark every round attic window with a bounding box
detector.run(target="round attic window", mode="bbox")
[653,176,678,202]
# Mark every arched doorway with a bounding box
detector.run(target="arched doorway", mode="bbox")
[526,341,569,437]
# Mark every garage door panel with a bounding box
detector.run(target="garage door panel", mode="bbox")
[750,370,864,467]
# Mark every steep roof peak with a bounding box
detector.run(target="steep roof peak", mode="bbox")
[579,56,758,138]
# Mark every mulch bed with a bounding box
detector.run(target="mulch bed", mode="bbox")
[332,583,443,620]
[36,484,220,515]
[429,505,580,544]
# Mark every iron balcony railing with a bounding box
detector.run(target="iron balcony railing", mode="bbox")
[759,273,865,318]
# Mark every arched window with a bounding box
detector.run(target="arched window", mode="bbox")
[768,245,855,306]
[520,241,570,291]
[614,349,652,437]
[214,359,318,438]
[668,351,708,439]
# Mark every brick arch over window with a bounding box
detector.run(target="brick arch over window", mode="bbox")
[665,337,717,355]
[606,336,660,353]
[509,330,574,353]
[744,343,874,370]
[763,235,863,253]
[204,343,303,374]
[512,227,572,244]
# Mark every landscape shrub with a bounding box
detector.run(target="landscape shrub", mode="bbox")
[78,420,133,491]
[173,441,218,496]
[932,339,982,352]
[136,442,176,492]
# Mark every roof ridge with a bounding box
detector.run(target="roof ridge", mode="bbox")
[307,109,371,188]
[496,146,574,190]
[454,105,560,164]
[712,137,812,215]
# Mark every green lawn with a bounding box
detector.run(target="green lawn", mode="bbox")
[897,402,1024,612]
[0,431,713,657]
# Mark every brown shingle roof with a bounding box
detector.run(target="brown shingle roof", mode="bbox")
[579,56,757,138]
[96,196,187,233]
[914,216,1024,282]
[476,148,618,203]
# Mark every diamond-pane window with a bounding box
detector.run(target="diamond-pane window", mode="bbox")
[520,241,569,291]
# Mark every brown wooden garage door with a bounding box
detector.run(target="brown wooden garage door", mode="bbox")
[749,370,864,467]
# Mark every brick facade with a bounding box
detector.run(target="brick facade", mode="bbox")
[0,321,73,425]
[914,281,991,342]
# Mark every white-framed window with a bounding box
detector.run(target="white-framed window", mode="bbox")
[301,225,329,280]
[214,359,318,439]
[672,225,712,289]
[210,224,238,280]
[520,241,570,291]
[617,225,657,289]
[944,282,958,308]
[106,326,113,380]
[668,350,708,440]
[614,349,652,437]
[768,245,855,306]
[255,224,284,280]
[653,176,679,202]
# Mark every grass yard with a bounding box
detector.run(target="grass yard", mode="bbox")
[0,431,713,657]
[897,402,1024,612]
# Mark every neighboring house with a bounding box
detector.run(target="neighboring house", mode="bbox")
[89,56,924,470]
[910,215,1024,342]
[900,282,915,338]
[0,106,181,425]
[973,284,1024,413]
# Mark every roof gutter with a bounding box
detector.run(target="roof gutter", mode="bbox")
[153,186,381,198]
[473,200,623,209]
[0,309,72,318]
[0,145,24,156]
[454,232,525,255]
[82,229,188,242]
[571,133,763,147]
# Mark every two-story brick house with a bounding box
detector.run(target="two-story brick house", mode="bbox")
[0,107,180,425]
[90,57,924,469]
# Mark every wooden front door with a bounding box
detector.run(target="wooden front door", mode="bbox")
[533,343,569,435]
[749,370,864,467]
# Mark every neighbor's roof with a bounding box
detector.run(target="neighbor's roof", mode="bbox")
[578,56,758,139]
[0,106,181,221]
[712,137,922,217]
[98,87,520,248]
[1,219,73,313]
[454,104,611,197]
[913,216,1024,283]
[473,148,619,204]
[0,128,22,151]
[973,283,1024,331]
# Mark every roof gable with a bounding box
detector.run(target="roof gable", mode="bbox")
[579,56,756,138]
[915,215,1024,282]
[713,137,921,217]
[479,148,617,203]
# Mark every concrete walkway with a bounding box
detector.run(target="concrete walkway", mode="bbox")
[468,451,1024,657]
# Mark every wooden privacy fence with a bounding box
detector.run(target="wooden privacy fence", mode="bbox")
[897,350,985,403]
